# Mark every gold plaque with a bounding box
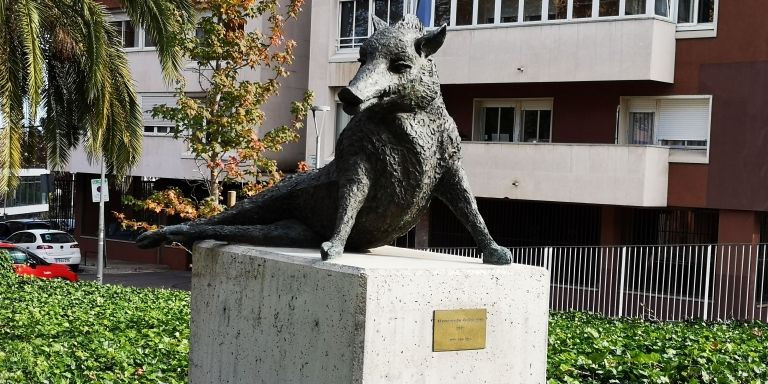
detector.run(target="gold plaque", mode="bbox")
[432,309,487,352]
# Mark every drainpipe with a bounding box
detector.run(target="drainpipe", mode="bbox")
[614,105,621,144]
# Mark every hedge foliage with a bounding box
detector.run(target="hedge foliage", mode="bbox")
[0,256,189,383]
[548,312,768,384]
[3,252,768,383]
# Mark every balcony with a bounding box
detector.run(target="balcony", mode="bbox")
[325,16,676,86]
[460,142,669,206]
[435,17,676,84]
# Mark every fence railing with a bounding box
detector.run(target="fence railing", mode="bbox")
[419,244,768,323]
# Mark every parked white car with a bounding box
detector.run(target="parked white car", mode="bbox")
[4,229,81,272]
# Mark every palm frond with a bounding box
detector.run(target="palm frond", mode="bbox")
[18,0,44,122]
[0,3,27,195]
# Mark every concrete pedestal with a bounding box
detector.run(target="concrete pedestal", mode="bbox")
[190,242,549,384]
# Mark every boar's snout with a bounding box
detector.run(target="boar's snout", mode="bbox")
[338,87,364,115]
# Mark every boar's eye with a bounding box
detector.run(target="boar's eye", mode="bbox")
[390,60,412,74]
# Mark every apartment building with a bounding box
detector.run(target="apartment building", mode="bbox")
[63,1,313,268]
[306,0,768,249]
[0,169,51,221]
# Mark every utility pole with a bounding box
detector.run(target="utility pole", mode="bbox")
[96,160,106,284]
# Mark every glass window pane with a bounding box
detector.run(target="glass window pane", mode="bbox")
[523,0,542,21]
[109,21,121,43]
[355,0,369,38]
[599,0,619,16]
[572,0,593,18]
[477,0,495,24]
[523,110,539,142]
[375,0,389,20]
[434,0,452,26]
[698,0,714,23]
[123,21,137,48]
[456,0,473,25]
[548,0,567,19]
[655,0,669,17]
[144,30,156,47]
[390,0,404,23]
[336,103,352,138]
[625,0,646,15]
[499,108,515,142]
[340,1,355,43]
[483,107,500,141]
[539,110,551,142]
[677,0,693,22]
[629,112,654,145]
[501,0,520,22]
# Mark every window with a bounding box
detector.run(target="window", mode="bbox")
[143,126,173,135]
[335,103,352,138]
[624,0,645,15]
[473,99,553,143]
[572,0,592,18]
[338,0,431,49]
[141,95,177,135]
[110,16,157,49]
[522,109,552,142]
[501,0,520,22]
[477,0,496,24]
[523,0,542,21]
[623,96,711,153]
[678,0,715,24]
[110,20,138,48]
[548,0,567,19]
[599,0,619,16]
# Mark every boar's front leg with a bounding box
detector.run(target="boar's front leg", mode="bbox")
[434,164,512,265]
[321,159,371,260]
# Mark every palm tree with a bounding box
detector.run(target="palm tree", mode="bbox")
[0,0,193,194]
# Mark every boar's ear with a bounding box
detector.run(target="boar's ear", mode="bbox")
[372,16,388,32]
[415,24,447,58]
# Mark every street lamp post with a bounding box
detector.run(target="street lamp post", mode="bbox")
[311,105,330,168]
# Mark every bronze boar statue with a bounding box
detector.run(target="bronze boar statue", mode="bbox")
[136,15,512,265]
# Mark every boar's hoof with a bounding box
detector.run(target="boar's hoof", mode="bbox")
[321,241,344,261]
[482,244,512,265]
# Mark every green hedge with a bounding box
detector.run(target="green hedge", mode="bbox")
[548,312,768,384]
[3,254,768,383]
[0,258,189,383]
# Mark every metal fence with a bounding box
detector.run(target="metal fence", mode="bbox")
[420,244,768,323]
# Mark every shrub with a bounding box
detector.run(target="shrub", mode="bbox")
[548,312,768,384]
[0,256,189,383]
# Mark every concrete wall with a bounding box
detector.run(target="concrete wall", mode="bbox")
[460,142,670,206]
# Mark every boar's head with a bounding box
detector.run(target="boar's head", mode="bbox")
[338,15,447,116]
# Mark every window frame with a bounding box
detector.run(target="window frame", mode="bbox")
[471,98,553,143]
[674,0,718,38]
[109,13,156,51]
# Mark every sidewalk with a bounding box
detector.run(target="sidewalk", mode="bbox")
[79,259,171,275]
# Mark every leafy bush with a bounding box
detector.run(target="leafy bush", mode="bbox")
[0,255,189,383]
[548,312,768,384]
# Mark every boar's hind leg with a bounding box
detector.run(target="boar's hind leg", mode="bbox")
[135,219,322,249]
[434,164,512,265]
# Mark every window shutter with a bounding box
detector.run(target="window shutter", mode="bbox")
[628,98,657,112]
[656,98,710,141]
[140,95,177,126]
[521,99,553,111]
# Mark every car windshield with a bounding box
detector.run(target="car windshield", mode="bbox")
[40,233,76,244]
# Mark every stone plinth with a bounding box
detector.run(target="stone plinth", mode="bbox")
[190,241,549,384]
